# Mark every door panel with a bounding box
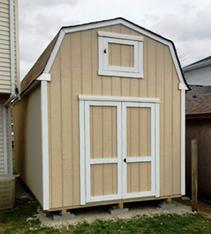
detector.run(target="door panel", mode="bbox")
[127,107,151,157]
[123,102,155,198]
[127,162,151,193]
[91,164,118,196]
[90,106,117,159]
[85,101,122,203]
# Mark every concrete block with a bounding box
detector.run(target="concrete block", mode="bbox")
[52,212,75,221]
[158,201,177,210]
[181,196,190,201]
[109,208,129,215]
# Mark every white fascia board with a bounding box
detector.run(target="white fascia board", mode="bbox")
[37,73,51,81]
[43,18,188,90]
[44,30,65,73]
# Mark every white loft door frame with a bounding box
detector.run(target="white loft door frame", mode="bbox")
[122,102,157,199]
[79,97,160,205]
[84,101,122,203]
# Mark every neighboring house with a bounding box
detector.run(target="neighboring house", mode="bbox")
[13,18,188,212]
[0,0,19,176]
[186,86,211,199]
[183,56,211,86]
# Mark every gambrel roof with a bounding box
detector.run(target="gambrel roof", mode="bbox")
[21,17,189,93]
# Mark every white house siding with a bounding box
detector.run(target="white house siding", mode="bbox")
[0,0,19,94]
[0,0,18,176]
[184,66,211,86]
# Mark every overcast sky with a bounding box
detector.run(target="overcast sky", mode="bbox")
[19,0,211,79]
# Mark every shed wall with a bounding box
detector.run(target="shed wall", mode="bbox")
[48,24,181,209]
[13,86,43,206]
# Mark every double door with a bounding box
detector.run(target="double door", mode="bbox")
[80,98,159,204]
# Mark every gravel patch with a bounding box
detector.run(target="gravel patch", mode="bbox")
[37,201,192,228]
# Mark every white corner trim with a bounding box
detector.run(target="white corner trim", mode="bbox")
[155,103,160,197]
[79,95,160,103]
[9,0,16,95]
[181,89,186,195]
[79,100,86,205]
[98,31,144,41]
[37,73,51,81]
[40,80,50,210]
[3,107,8,174]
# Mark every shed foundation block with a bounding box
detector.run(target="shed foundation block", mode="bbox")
[52,212,75,221]
[158,200,177,210]
[109,203,129,215]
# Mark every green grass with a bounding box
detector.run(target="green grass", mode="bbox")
[1,200,211,234]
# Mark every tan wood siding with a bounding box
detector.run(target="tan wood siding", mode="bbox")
[13,86,43,206]
[48,24,181,209]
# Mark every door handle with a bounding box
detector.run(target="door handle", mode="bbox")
[124,158,127,163]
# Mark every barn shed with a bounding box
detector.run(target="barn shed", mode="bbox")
[13,18,188,211]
